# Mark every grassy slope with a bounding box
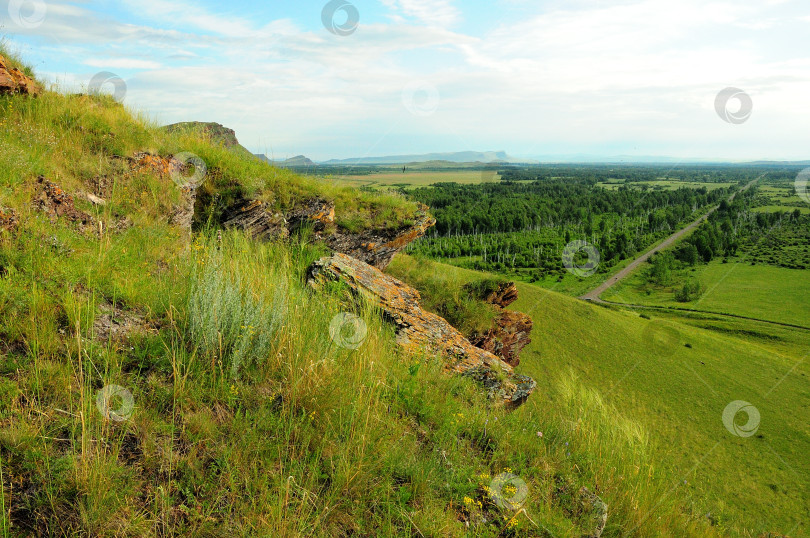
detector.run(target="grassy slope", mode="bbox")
[390,255,810,536]
[1,47,727,537]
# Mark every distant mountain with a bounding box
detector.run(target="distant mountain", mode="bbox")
[322,151,528,165]
[255,154,317,167]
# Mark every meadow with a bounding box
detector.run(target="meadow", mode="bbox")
[389,254,810,536]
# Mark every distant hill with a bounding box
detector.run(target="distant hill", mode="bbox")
[322,151,528,165]
[163,121,257,161]
[255,154,317,167]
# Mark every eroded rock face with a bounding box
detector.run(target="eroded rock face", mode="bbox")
[470,310,533,368]
[326,204,436,269]
[308,253,536,407]
[287,198,335,234]
[223,199,289,241]
[0,55,40,96]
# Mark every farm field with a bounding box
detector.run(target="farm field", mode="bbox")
[603,260,810,328]
[328,170,500,190]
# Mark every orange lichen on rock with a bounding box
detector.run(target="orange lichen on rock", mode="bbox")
[0,54,41,96]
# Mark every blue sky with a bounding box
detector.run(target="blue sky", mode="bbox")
[2,0,810,161]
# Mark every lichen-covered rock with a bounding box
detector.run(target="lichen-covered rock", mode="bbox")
[223,199,289,241]
[470,310,533,367]
[308,253,536,407]
[326,204,435,269]
[0,55,40,96]
[34,177,93,225]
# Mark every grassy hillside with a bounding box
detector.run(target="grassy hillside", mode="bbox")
[0,47,718,537]
[2,46,805,537]
[390,255,810,536]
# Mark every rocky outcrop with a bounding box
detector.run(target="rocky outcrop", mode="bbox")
[308,253,536,407]
[163,122,240,148]
[223,199,289,241]
[0,55,40,96]
[34,177,93,226]
[287,198,335,234]
[326,204,436,269]
[464,280,532,367]
[473,281,519,308]
[129,152,198,233]
[469,310,533,368]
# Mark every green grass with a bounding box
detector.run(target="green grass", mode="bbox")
[388,255,810,536]
[604,259,810,328]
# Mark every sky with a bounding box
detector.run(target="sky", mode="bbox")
[2,0,810,162]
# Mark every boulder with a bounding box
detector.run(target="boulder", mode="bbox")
[0,55,40,96]
[469,310,533,367]
[326,204,436,269]
[308,253,536,407]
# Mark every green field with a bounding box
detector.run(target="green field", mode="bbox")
[603,260,810,328]
[390,255,810,536]
[753,185,810,214]
[329,170,500,190]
